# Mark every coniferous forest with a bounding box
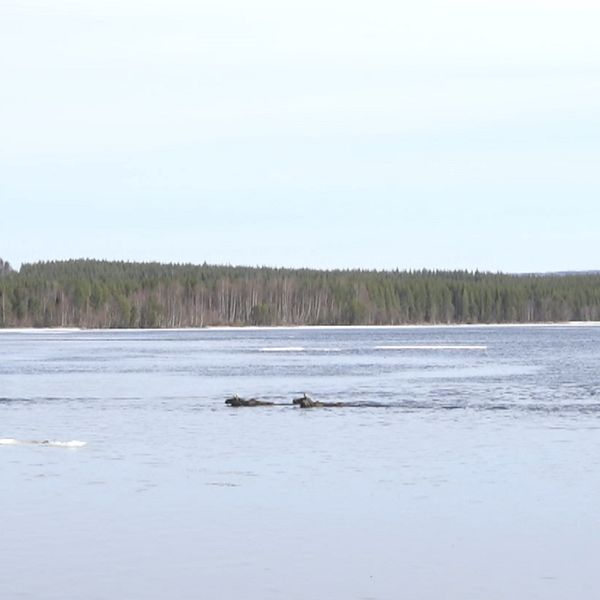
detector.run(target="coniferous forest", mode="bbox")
[0,258,599,328]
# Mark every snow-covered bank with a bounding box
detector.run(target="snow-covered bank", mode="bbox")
[0,322,599,333]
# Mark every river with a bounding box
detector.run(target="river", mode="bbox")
[1,325,599,599]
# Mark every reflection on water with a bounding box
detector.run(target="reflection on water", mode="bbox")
[1,326,600,600]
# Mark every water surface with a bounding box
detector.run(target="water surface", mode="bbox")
[1,326,599,599]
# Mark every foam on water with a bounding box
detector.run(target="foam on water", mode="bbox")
[0,438,87,448]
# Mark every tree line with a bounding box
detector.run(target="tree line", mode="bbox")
[0,258,599,328]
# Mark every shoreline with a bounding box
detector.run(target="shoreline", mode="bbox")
[1,322,600,333]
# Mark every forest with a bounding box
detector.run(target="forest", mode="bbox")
[0,258,599,328]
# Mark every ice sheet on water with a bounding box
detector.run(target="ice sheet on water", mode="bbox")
[0,438,87,448]
[375,345,488,350]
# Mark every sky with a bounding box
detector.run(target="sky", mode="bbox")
[1,0,599,273]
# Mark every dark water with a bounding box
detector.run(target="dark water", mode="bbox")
[1,326,599,599]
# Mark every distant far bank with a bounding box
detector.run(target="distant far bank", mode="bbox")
[1,259,599,328]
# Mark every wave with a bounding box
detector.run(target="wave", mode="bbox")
[0,438,87,448]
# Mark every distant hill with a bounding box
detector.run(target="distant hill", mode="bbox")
[0,259,599,327]
[543,271,600,277]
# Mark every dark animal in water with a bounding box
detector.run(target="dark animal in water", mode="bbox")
[225,394,274,407]
[225,392,384,408]
[292,393,348,408]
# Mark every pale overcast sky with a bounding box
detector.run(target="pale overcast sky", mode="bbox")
[1,0,599,272]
